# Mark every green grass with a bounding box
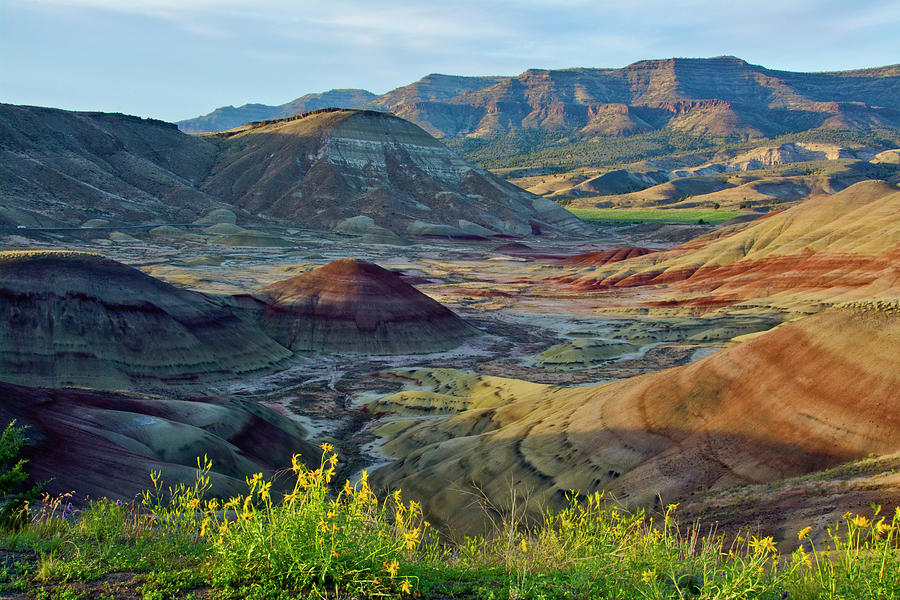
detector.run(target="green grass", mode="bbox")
[568,207,745,225]
[3,448,899,599]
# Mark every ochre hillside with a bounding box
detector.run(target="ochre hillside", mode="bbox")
[256,258,480,354]
[370,304,900,537]
[552,180,900,311]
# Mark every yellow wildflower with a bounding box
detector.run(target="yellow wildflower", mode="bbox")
[404,529,420,550]
[321,442,333,453]
[401,579,412,595]
[641,569,656,584]
[795,546,812,569]
[749,536,777,555]
[851,515,870,529]
[798,526,812,541]
[875,520,890,537]
[520,538,528,554]
[385,559,399,578]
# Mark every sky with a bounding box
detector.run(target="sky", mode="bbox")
[2,0,899,123]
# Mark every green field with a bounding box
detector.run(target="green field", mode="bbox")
[568,207,746,225]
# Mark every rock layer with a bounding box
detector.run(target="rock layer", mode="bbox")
[203,109,589,237]
[257,258,481,355]
[1,105,587,237]
[552,180,900,311]
[0,251,291,390]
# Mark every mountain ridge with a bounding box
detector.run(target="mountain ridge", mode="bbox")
[177,88,377,133]
[177,58,900,147]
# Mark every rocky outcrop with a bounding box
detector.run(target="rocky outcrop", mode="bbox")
[256,258,480,355]
[0,251,292,390]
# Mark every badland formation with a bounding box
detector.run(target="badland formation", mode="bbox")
[1,56,899,551]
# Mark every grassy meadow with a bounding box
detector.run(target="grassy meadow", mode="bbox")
[2,447,898,599]
[568,207,745,225]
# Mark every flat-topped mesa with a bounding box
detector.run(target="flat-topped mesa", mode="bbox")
[0,251,291,390]
[257,258,480,355]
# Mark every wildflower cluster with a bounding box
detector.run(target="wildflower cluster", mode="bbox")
[188,444,425,597]
[3,448,899,600]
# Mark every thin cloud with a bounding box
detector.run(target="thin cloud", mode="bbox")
[5,0,899,122]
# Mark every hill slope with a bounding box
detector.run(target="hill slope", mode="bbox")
[0,381,316,500]
[552,180,900,311]
[0,251,291,390]
[256,258,481,354]
[1,105,586,237]
[370,303,900,535]
[202,109,589,237]
[0,103,222,225]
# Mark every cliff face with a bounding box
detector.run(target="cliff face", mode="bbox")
[203,109,589,237]
[177,58,900,142]
[362,57,900,140]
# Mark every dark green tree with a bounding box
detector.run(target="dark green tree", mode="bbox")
[0,420,44,527]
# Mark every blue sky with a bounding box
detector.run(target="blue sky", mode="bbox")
[2,0,899,123]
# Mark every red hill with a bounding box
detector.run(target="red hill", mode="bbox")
[257,258,480,354]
